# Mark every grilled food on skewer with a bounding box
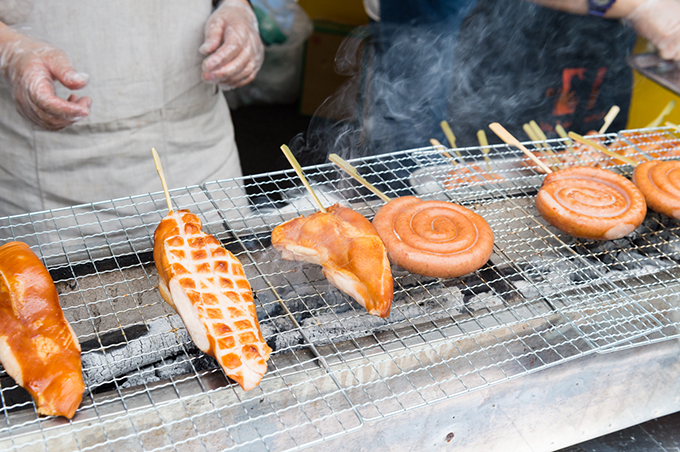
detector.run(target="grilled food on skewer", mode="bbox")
[491,122,647,241]
[154,210,271,391]
[271,204,394,318]
[536,166,647,240]
[0,241,84,418]
[372,196,494,279]
[633,159,680,220]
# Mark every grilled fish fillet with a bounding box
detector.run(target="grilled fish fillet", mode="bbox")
[153,210,271,391]
[271,204,394,318]
[0,241,84,418]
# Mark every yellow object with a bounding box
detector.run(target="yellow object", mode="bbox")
[628,38,680,129]
[645,100,676,128]
[628,71,680,129]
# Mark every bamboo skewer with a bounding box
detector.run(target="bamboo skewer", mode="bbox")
[430,138,459,164]
[477,129,492,172]
[555,124,582,163]
[440,121,462,158]
[430,138,485,186]
[555,124,576,151]
[666,121,680,134]
[523,123,539,141]
[151,147,174,214]
[328,154,391,202]
[598,105,620,134]
[530,120,563,169]
[555,124,571,142]
[646,100,676,128]
[280,144,327,214]
[490,122,553,174]
[529,121,548,141]
[523,123,561,170]
[567,131,640,166]
[328,153,391,203]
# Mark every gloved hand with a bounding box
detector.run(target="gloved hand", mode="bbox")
[199,0,264,89]
[0,26,91,131]
[626,0,680,61]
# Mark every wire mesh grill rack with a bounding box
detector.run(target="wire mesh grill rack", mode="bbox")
[1,126,680,451]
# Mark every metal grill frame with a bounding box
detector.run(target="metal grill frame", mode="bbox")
[1,126,680,451]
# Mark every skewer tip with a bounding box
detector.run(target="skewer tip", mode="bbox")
[489,122,554,174]
[280,144,327,214]
[151,148,174,215]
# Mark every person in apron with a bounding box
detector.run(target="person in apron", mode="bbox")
[0,0,262,217]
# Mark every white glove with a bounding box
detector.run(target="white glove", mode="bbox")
[626,0,680,61]
[199,0,264,89]
[0,27,91,131]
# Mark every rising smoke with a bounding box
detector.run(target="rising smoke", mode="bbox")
[292,0,637,161]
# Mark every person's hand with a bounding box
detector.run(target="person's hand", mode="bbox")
[0,27,91,131]
[626,0,680,61]
[199,0,264,89]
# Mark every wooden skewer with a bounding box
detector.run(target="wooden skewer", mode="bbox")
[430,138,459,164]
[151,147,174,214]
[489,122,553,174]
[280,145,327,213]
[328,153,391,203]
[555,124,570,142]
[529,121,548,141]
[477,129,492,172]
[430,138,481,186]
[598,105,620,134]
[555,124,582,162]
[523,123,539,141]
[666,121,680,134]
[529,120,563,169]
[523,122,561,170]
[646,100,676,128]
[440,120,462,158]
[567,131,640,166]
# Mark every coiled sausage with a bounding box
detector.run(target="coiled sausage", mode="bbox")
[536,166,647,240]
[372,196,494,278]
[633,159,680,220]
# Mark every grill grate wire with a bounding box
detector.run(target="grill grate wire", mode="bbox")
[1,127,680,450]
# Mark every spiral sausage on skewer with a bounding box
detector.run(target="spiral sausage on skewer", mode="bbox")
[633,160,680,220]
[536,166,647,240]
[372,196,494,278]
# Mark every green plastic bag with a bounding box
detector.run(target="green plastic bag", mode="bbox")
[252,4,287,45]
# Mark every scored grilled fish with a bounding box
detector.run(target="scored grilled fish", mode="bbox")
[0,241,84,418]
[153,210,271,391]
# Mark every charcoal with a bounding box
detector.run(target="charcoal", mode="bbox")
[120,354,219,389]
[609,250,663,271]
[82,315,191,390]
[121,364,160,389]
[657,241,680,261]
[270,287,465,351]
[466,292,504,311]
[569,266,602,283]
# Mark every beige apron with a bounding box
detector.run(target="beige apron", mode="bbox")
[0,0,242,216]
